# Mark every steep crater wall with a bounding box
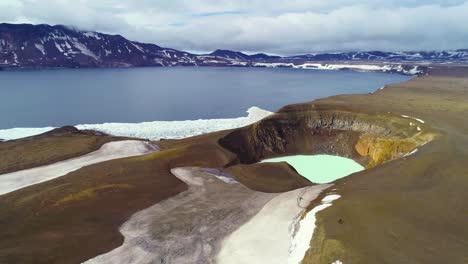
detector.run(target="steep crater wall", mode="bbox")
[219,103,435,169]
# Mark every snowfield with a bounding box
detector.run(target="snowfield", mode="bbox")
[218,184,332,264]
[0,140,157,195]
[287,194,342,264]
[0,107,272,141]
[252,62,423,75]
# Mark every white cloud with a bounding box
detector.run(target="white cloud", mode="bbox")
[1,0,468,54]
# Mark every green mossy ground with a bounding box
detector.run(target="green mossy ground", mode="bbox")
[0,128,130,174]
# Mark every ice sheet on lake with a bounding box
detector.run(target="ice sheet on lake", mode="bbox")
[0,107,272,141]
[0,127,55,141]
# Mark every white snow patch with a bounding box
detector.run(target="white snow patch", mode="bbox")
[203,60,226,64]
[55,42,64,53]
[0,140,156,195]
[253,62,422,75]
[0,107,272,141]
[34,43,45,55]
[131,42,145,53]
[287,194,341,264]
[254,62,295,68]
[83,32,102,40]
[72,41,99,60]
[218,184,332,264]
[64,41,72,50]
[401,115,425,124]
[212,175,237,184]
[321,194,341,203]
[203,170,238,184]
[403,148,418,157]
[332,261,343,264]
[12,52,18,64]
[407,66,421,75]
[229,61,248,66]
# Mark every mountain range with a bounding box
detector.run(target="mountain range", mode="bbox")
[1,23,467,74]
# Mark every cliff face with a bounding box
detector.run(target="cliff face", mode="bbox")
[219,103,434,168]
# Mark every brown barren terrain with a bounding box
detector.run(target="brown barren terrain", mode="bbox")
[0,66,467,263]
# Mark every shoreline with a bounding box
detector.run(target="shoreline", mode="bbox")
[0,69,410,141]
[0,62,425,76]
[0,107,272,141]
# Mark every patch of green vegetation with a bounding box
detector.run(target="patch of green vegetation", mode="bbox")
[55,184,133,206]
[302,219,347,264]
[0,134,121,174]
[137,147,186,161]
[355,135,417,168]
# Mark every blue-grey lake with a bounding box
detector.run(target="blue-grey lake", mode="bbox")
[0,67,410,129]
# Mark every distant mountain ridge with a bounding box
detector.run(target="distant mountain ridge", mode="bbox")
[1,23,466,74]
[288,50,468,62]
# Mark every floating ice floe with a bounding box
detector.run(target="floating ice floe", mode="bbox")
[288,194,342,264]
[0,107,272,141]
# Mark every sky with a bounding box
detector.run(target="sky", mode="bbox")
[1,0,468,55]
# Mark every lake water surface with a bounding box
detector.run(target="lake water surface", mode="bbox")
[0,67,410,129]
[262,155,364,183]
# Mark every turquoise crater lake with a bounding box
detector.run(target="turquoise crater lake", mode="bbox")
[262,155,364,183]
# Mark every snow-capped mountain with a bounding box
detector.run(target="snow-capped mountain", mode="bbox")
[1,23,466,75]
[0,23,200,68]
[288,50,468,63]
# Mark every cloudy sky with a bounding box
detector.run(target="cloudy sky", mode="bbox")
[1,0,468,54]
